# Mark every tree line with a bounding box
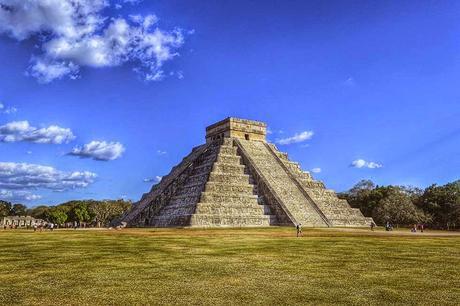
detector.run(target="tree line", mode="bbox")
[1,179,459,229]
[338,179,460,230]
[0,199,132,227]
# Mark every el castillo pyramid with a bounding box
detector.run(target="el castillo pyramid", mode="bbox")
[122,118,372,227]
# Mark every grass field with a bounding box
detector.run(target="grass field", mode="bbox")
[0,227,459,305]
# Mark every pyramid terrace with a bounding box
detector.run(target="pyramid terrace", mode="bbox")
[122,117,372,227]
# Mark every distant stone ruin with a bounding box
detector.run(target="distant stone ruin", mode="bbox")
[1,216,43,227]
[122,118,372,227]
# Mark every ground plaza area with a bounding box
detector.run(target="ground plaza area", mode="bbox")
[0,227,458,305]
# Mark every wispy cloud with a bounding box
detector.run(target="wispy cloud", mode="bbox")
[144,176,162,183]
[0,0,186,83]
[0,162,96,199]
[156,150,167,155]
[114,0,142,9]
[0,189,42,202]
[311,167,321,173]
[276,131,314,145]
[69,141,125,161]
[122,0,143,5]
[343,76,356,87]
[350,159,382,169]
[0,102,17,114]
[0,121,75,144]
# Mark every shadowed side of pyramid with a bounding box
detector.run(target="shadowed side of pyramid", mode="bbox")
[122,118,372,227]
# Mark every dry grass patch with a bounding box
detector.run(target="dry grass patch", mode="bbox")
[0,227,459,305]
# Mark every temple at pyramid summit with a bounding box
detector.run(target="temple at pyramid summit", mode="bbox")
[122,118,372,227]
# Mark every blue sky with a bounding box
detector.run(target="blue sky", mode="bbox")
[0,0,459,205]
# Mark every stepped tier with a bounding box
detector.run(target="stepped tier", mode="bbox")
[122,117,372,228]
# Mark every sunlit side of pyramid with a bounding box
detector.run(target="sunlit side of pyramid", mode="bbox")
[122,118,372,227]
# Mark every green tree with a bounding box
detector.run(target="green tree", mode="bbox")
[372,190,424,226]
[340,181,428,226]
[11,203,27,216]
[90,199,132,227]
[28,205,50,220]
[0,200,12,218]
[46,208,68,225]
[70,203,95,225]
[419,181,460,229]
[339,180,386,217]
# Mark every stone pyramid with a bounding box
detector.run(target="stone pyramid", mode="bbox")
[122,118,372,227]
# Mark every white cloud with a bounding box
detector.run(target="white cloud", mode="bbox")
[351,159,383,169]
[0,189,42,201]
[124,0,142,4]
[276,131,314,145]
[0,162,96,191]
[0,102,17,114]
[28,59,79,83]
[3,107,17,114]
[69,140,125,161]
[156,150,167,155]
[0,121,75,144]
[114,1,143,10]
[311,167,321,173]
[143,175,162,183]
[0,0,186,83]
[343,76,356,87]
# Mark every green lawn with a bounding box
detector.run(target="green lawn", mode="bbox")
[0,227,459,305]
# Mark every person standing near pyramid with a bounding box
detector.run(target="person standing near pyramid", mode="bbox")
[296,223,302,237]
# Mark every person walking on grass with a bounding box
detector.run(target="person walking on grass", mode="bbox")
[370,221,376,231]
[296,223,302,237]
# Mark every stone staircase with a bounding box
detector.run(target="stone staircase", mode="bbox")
[237,139,329,227]
[267,144,373,227]
[151,139,273,227]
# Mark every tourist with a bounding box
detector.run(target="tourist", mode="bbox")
[296,223,302,237]
[50,223,54,231]
[370,221,376,231]
[420,224,424,233]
